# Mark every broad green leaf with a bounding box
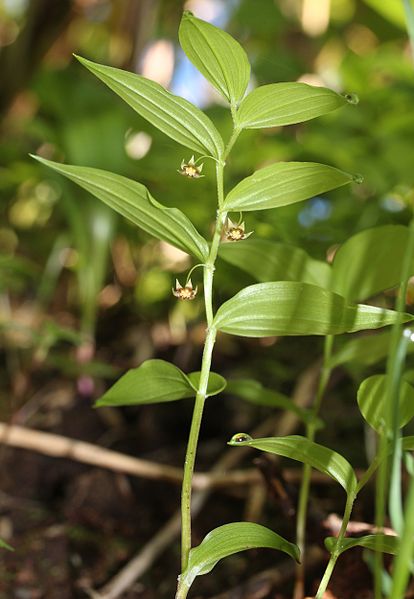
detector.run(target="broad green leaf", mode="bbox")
[32,156,209,262]
[225,379,320,426]
[235,83,349,130]
[187,371,227,397]
[357,374,414,433]
[180,522,299,589]
[75,55,224,158]
[328,331,393,369]
[228,435,357,494]
[223,162,354,212]
[403,436,414,451]
[325,534,399,556]
[179,11,250,106]
[330,225,413,302]
[219,239,331,287]
[0,538,13,551]
[95,359,194,407]
[213,282,412,338]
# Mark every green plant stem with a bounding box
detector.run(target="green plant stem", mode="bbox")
[403,0,414,62]
[315,492,356,599]
[388,471,414,598]
[294,335,333,599]
[375,219,414,598]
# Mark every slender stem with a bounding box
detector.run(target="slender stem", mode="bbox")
[294,335,333,599]
[403,0,414,63]
[388,471,414,598]
[315,492,356,599]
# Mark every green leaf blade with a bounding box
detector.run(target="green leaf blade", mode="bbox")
[0,538,13,551]
[228,435,357,494]
[223,162,354,212]
[324,534,399,556]
[187,371,227,397]
[75,55,224,158]
[32,156,209,262]
[357,374,414,433]
[213,282,410,338]
[95,359,194,407]
[236,83,348,130]
[181,522,299,589]
[179,12,250,105]
[219,239,331,287]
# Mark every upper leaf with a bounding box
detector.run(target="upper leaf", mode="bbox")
[223,162,354,212]
[357,374,414,433]
[330,225,414,302]
[325,534,399,556]
[32,156,209,262]
[75,55,224,158]
[219,239,331,287]
[225,379,320,426]
[180,522,299,589]
[228,435,357,495]
[213,282,412,338]
[235,82,348,130]
[179,11,250,106]
[96,359,194,407]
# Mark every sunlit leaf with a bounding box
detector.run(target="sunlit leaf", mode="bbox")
[187,371,227,397]
[75,55,224,158]
[325,534,399,556]
[179,11,250,105]
[330,225,413,302]
[219,239,331,287]
[223,162,354,212]
[225,379,320,426]
[357,374,414,433]
[235,83,348,130]
[32,156,209,262]
[95,359,195,407]
[180,522,299,590]
[228,435,357,494]
[213,282,411,338]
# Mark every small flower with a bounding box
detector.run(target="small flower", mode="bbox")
[172,278,198,300]
[178,155,204,179]
[224,218,253,242]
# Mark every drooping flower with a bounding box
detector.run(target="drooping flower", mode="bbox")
[172,278,198,300]
[178,155,204,179]
[224,218,253,242]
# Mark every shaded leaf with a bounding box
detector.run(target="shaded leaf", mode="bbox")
[235,83,348,130]
[325,534,399,556]
[213,282,412,338]
[223,162,354,212]
[0,539,13,551]
[75,55,224,158]
[32,156,209,262]
[225,379,320,426]
[180,522,299,589]
[219,239,331,287]
[330,225,413,302]
[95,359,194,407]
[357,374,414,433]
[328,331,392,369]
[179,12,250,105]
[228,435,357,494]
[187,371,227,397]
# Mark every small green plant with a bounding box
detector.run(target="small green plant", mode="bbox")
[31,11,414,598]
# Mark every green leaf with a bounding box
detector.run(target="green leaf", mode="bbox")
[179,11,250,106]
[95,359,195,407]
[187,371,227,397]
[75,55,224,158]
[0,538,13,551]
[403,436,414,451]
[228,435,357,495]
[32,156,209,262]
[357,374,414,433]
[225,379,320,426]
[328,331,393,369]
[324,534,399,556]
[180,522,299,590]
[330,225,413,302]
[223,162,354,212]
[213,282,412,338]
[219,239,331,287]
[235,82,348,130]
